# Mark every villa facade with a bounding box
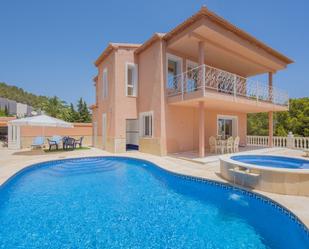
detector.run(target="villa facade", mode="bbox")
[91,7,292,157]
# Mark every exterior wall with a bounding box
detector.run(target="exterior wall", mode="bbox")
[138,40,166,155]
[113,48,138,152]
[16,103,28,117]
[19,123,92,149]
[165,106,247,154]
[95,51,116,151]
[94,48,138,153]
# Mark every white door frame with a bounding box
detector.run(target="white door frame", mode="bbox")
[216,114,238,137]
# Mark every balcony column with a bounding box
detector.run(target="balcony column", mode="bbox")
[198,41,206,95]
[198,101,205,157]
[268,72,273,102]
[268,111,273,147]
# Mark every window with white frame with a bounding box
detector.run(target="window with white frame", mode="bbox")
[102,68,108,98]
[126,63,138,96]
[140,112,153,137]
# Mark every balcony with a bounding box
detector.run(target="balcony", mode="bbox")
[167,65,289,112]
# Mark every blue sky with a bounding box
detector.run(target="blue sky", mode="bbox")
[0,0,308,105]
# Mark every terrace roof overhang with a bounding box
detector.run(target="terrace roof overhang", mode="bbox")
[163,7,293,77]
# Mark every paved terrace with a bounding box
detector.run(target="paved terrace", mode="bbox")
[0,147,308,228]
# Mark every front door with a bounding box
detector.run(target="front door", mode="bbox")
[102,113,107,149]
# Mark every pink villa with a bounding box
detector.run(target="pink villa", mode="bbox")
[90,7,292,157]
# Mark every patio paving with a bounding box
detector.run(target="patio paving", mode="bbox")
[0,147,308,228]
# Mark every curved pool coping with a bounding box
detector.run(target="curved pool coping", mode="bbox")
[220,154,309,174]
[1,155,309,237]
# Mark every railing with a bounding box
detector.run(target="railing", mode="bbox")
[246,135,309,150]
[167,64,289,106]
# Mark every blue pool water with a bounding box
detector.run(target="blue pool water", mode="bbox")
[231,155,309,169]
[0,157,308,249]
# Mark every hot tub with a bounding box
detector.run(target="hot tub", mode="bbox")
[220,155,309,196]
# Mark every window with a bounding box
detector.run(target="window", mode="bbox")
[102,68,108,98]
[140,112,153,137]
[126,63,138,96]
[166,54,182,90]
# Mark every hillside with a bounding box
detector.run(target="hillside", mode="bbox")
[0,82,48,109]
[0,82,91,122]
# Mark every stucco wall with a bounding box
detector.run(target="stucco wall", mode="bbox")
[138,40,166,155]
[165,106,247,154]
[20,123,93,149]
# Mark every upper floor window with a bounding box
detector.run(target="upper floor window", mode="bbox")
[126,63,138,96]
[102,68,108,99]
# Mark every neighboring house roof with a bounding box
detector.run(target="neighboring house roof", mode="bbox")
[95,43,141,66]
[0,117,16,127]
[89,104,98,110]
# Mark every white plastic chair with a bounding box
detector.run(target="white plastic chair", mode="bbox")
[209,136,218,153]
[225,137,234,153]
[233,136,240,153]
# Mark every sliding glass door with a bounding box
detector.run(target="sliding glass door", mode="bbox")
[217,116,237,139]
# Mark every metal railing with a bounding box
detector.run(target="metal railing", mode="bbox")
[167,64,289,106]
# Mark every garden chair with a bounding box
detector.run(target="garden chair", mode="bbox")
[47,135,62,151]
[233,136,240,153]
[63,137,76,150]
[74,136,84,148]
[209,136,218,153]
[225,137,234,153]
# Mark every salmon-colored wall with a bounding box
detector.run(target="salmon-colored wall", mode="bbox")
[114,48,138,138]
[138,40,164,138]
[96,51,116,143]
[20,123,92,137]
[165,106,247,153]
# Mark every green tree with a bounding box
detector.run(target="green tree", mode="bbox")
[42,96,67,119]
[248,97,309,137]
[76,98,91,122]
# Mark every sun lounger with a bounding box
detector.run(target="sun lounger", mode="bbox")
[31,136,45,149]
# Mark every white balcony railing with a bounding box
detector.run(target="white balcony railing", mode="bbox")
[167,64,289,106]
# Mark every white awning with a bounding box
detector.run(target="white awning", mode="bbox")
[8,114,73,128]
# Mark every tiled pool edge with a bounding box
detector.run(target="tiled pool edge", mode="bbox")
[1,155,309,238]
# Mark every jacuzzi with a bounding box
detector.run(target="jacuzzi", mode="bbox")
[220,154,309,196]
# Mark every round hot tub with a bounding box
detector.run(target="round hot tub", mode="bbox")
[220,155,309,196]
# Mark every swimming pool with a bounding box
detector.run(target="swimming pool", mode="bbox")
[231,155,309,169]
[0,157,308,248]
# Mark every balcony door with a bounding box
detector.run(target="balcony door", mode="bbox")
[186,60,198,92]
[167,54,182,92]
[217,115,238,139]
